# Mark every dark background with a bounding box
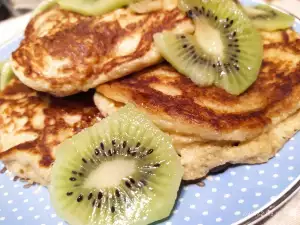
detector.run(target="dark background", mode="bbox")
[0,0,33,22]
[0,1,11,21]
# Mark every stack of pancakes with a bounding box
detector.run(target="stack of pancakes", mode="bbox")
[0,3,299,185]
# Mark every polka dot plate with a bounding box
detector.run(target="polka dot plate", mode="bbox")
[0,1,299,225]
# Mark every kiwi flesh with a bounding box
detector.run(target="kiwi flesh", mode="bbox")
[129,0,178,13]
[0,61,15,91]
[163,0,178,11]
[57,0,133,16]
[0,61,4,72]
[244,4,294,31]
[154,0,263,95]
[32,0,57,16]
[129,0,162,14]
[50,104,183,225]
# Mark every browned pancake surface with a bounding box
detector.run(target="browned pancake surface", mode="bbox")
[11,7,192,96]
[0,79,102,184]
[97,29,300,142]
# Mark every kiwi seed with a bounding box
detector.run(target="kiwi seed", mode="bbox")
[88,193,93,200]
[125,181,132,189]
[98,192,103,200]
[111,206,115,213]
[147,149,154,155]
[100,142,105,150]
[130,178,136,184]
[77,194,83,202]
[95,149,100,155]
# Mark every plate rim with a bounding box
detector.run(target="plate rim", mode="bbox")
[234,175,300,225]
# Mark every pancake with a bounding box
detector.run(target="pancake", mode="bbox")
[0,78,102,185]
[11,6,193,97]
[94,90,300,180]
[180,109,300,180]
[94,29,300,180]
[96,29,300,142]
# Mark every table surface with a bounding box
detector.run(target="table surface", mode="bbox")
[0,1,299,225]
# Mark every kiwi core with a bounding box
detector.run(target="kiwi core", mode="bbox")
[84,159,137,189]
[195,18,224,58]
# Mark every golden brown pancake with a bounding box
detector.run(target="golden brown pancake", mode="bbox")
[96,29,300,142]
[180,109,300,180]
[94,90,300,180]
[0,78,102,185]
[11,6,193,97]
[94,29,300,180]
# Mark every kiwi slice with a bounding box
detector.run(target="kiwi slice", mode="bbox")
[0,61,15,91]
[244,4,295,31]
[57,0,133,16]
[129,0,179,13]
[154,0,263,95]
[32,0,57,16]
[0,61,4,72]
[129,0,162,14]
[50,104,183,225]
[163,0,178,11]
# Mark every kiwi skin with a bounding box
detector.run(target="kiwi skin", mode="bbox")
[154,0,263,95]
[50,104,183,225]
